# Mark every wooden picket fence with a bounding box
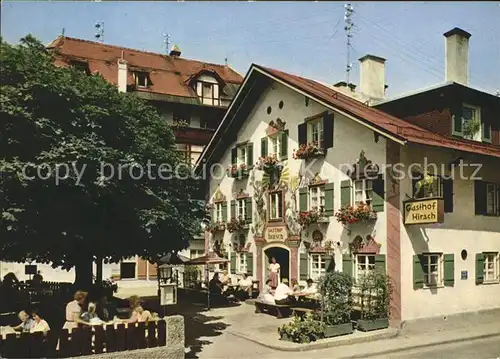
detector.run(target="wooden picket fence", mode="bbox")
[0,320,166,358]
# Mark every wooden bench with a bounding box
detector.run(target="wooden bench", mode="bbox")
[254,301,291,318]
[291,307,314,318]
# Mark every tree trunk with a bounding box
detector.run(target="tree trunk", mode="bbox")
[96,256,103,286]
[74,259,93,291]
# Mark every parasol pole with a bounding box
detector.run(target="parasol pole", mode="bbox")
[205,262,210,310]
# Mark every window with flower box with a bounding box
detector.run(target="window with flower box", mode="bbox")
[340,177,384,213]
[261,131,288,160]
[269,191,283,220]
[298,112,334,152]
[354,179,373,207]
[299,183,334,216]
[355,254,375,281]
[237,199,246,219]
[238,253,248,274]
[309,186,325,212]
[230,142,253,178]
[214,203,224,222]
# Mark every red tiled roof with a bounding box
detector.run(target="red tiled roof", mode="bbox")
[47,36,243,98]
[258,65,500,159]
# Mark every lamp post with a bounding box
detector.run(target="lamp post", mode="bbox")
[158,264,177,317]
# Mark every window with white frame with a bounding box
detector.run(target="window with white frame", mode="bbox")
[215,203,223,222]
[310,254,326,280]
[269,134,281,159]
[355,254,375,281]
[238,253,248,273]
[134,72,149,88]
[237,146,247,166]
[421,253,443,287]
[269,192,283,220]
[309,186,325,212]
[237,199,246,220]
[484,252,499,283]
[486,183,499,216]
[354,179,373,206]
[308,119,324,147]
[454,104,482,141]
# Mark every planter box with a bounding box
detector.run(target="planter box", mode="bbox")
[323,322,353,338]
[356,318,389,332]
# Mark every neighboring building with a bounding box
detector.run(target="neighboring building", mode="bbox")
[197,27,499,324]
[0,37,243,284]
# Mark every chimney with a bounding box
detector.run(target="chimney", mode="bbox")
[169,44,181,57]
[444,27,471,86]
[117,57,128,93]
[359,54,386,102]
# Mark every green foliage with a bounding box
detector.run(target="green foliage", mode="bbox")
[319,271,353,325]
[357,271,393,320]
[0,36,205,283]
[278,312,324,343]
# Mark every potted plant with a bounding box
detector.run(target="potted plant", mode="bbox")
[227,163,249,178]
[334,202,377,226]
[296,209,321,227]
[278,312,324,343]
[318,271,354,338]
[256,154,282,174]
[356,271,393,332]
[226,217,247,233]
[293,142,325,160]
[171,119,190,130]
[205,221,226,233]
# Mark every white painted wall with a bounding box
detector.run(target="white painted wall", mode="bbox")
[207,81,388,285]
[399,145,500,320]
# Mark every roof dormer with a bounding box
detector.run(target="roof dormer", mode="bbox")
[188,70,226,107]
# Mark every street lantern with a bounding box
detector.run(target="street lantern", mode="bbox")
[158,264,177,306]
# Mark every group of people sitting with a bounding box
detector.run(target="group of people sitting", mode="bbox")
[258,277,318,305]
[208,271,254,302]
[12,310,50,334]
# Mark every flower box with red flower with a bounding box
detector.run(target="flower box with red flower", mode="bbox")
[256,155,282,174]
[206,221,226,233]
[227,164,249,178]
[293,142,325,160]
[226,217,248,233]
[296,209,326,227]
[334,203,377,226]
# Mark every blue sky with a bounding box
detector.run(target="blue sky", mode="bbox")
[2,1,499,97]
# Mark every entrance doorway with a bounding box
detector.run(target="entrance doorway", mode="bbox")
[264,247,290,283]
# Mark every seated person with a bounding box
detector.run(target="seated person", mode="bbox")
[81,302,104,324]
[126,305,152,323]
[290,278,300,292]
[257,279,276,304]
[302,278,318,295]
[96,295,113,322]
[235,273,253,301]
[12,310,34,332]
[209,273,224,295]
[30,310,50,333]
[274,278,297,305]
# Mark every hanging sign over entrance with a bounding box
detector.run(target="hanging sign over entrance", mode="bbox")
[403,198,444,225]
[266,226,287,242]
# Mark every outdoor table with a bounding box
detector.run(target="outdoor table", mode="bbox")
[0,326,16,339]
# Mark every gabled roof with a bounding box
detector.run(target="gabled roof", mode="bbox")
[47,36,243,100]
[198,64,500,168]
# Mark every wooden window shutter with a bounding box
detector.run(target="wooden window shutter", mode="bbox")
[413,255,424,290]
[374,255,386,275]
[342,254,353,279]
[280,130,289,160]
[230,254,236,274]
[300,253,309,280]
[299,187,308,212]
[298,123,307,146]
[247,142,254,169]
[245,197,253,223]
[230,200,236,220]
[443,178,454,213]
[231,147,237,165]
[372,174,385,212]
[340,180,352,207]
[412,172,423,198]
[453,104,463,133]
[324,183,334,216]
[246,253,253,276]
[261,137,268,157]
[322,112,334,149]
[474,180,486,215]
[475,253,485,285]
[222,201,228,222]
[443,254,455,287]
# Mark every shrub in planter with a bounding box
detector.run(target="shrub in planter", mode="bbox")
[278,312,324,343]
[318,271,354,338]
[356,271,393,332]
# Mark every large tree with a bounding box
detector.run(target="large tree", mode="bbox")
[0,35,205,288]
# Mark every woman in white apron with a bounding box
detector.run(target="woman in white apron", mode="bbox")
[268,257,280,288]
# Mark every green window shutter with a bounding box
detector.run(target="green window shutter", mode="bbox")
[342,254,353,279]
[413,255,424,290]
[443,178,454,213]
[374,255,386,275]
[212,207,216,222]
[245,197,253,223]
[230,200,236,220]
[261,137,268,157]
[340,180,352,207]
[474,181,486,215]
[230,253,236,274]
[372,174,385,212]
[325,255,335,272]
[222,201,228,222]
[443,254,455,287]
[453,106,463,133]
[247,142,254,169]
[300,253,309,280]
[231,147,237,165]
[322,112,334,149]
[299,187,308,211]
[324,183,334,216]
[246,253,254,276]
[280,130,289,160]
[475,253,485,285]
[298,123,307,146]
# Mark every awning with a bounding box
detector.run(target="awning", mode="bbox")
[185,253,229,265]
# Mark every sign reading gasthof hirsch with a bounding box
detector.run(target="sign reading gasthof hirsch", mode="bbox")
[266,226,287,242]
[404,198,444,225]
